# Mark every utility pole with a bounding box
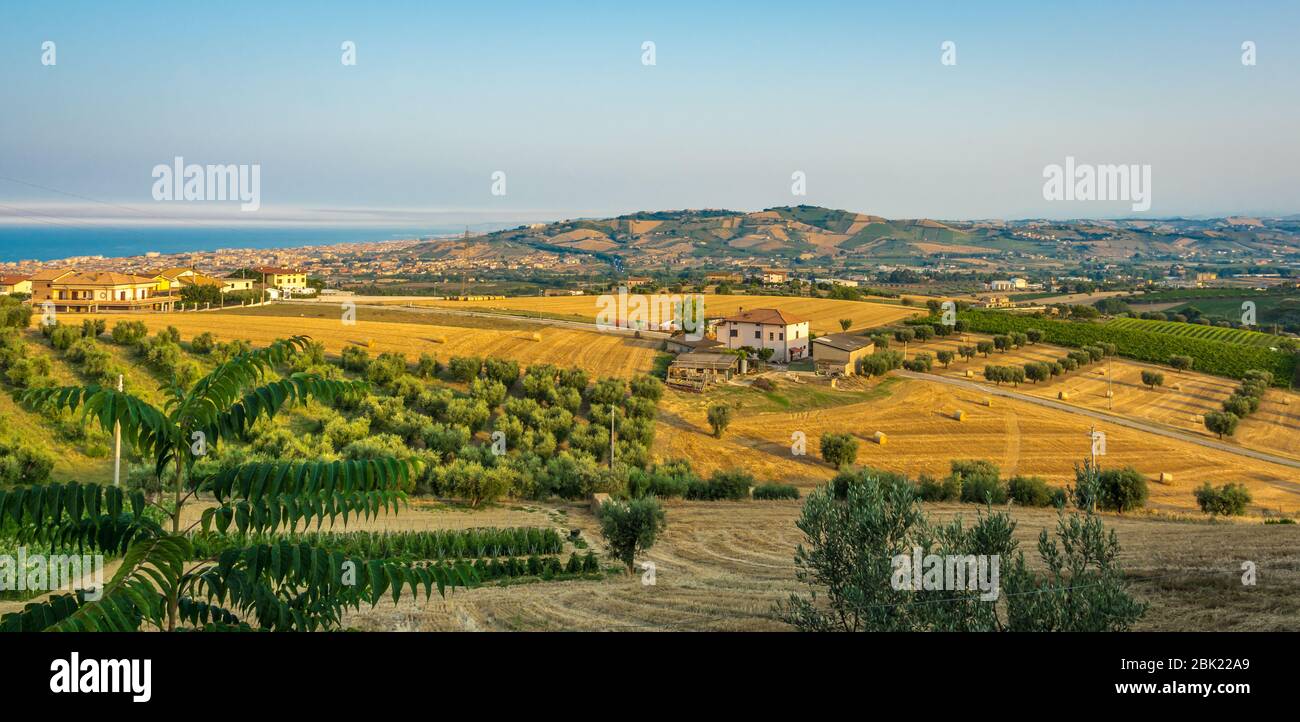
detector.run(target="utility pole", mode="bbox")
[1107,359,1113,411]
[1088,424,1097,469]
[113,374,123,487]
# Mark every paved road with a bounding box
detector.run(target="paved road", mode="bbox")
[896,370,1300,470]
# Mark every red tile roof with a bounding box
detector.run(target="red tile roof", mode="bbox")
[719,308,806,326]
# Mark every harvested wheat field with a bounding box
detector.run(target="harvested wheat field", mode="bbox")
[405,294,920,335]
[653,376,1300,515]
[90,306,662,378]
[338,498,1300,632]
[908,334,1300,461]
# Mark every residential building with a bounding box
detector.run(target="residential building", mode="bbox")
[222,276,256,293]
[759,268,789,284]
[716,307,810,363]
[30,269,177,312]
[704,272,742,284]
[254,267,311,294]
[0,275,32,295]
[811,333,875,376]
[815,277,859,288]
[977,296,1014,309]
[987,278,1028,291]
[152,267,228,294]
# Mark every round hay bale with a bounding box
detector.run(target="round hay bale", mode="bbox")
[1058,391,1070,400]
[984,397,994,407]
[1158,472,1174,485]
[954,410,966,421]
[531,332,542,342]
[964,369,974,378]
[873,431,888,446]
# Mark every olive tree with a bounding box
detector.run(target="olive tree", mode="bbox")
[2,336,471,632]
[597,497,666,574]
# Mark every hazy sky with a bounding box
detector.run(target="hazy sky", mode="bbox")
[2,0,1298,224]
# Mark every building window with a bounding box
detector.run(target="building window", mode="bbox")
[754,330,761,339]
[729,329,738,338]
[779,332,784,341]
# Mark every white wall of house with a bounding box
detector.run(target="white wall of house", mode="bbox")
[718,320,810,363]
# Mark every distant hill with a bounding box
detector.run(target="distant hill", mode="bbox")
[404,205,1300,270]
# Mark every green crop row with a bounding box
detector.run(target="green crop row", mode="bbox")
[190,527,565,560]
[956,311,1296,385]
[1106,317,1280,348]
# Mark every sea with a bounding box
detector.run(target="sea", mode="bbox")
[0,226,473,263]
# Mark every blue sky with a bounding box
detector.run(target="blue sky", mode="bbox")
[1,0,1297,223]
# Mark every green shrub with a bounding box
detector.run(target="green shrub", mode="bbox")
[190,332,215,354]
[0,298,32,329]
[950,460,1005,504]
[1008,475,1054,507]
[447,355,483,382]
[629,374,664,401]
[416,353,441,379]
[483,357,520,386]
[1079,465,1148,513]
[916,473,958,502]
[753,483,799,500]
[819,433,859,468]
[48,323,80,351]
[779,458,1147,631]
[832,467,911,500]
[686,469,753,500]
[340,346,369,372]
[1194,482,1251,516]
[0,433,55,485]
[586,377,627,405]
[628,459,698,499]
[706,403,732,438]
[366,352,408,387]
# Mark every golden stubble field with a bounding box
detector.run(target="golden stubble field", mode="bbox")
[13,494,1294,631]
[400,293,922,335]
[77,307,1300,514]
[332,498,1300,632]
[906,334,1300,461]
[654,376,1300,515]
[92,306,662,379]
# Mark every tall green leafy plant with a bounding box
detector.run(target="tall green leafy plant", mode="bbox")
[1,335,471,632]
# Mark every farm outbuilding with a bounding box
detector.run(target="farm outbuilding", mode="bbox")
[811,333,875,376]
[665,335,724,355]
[667,352,741,392]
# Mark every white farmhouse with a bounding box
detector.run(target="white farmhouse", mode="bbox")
[716,308,810,364]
